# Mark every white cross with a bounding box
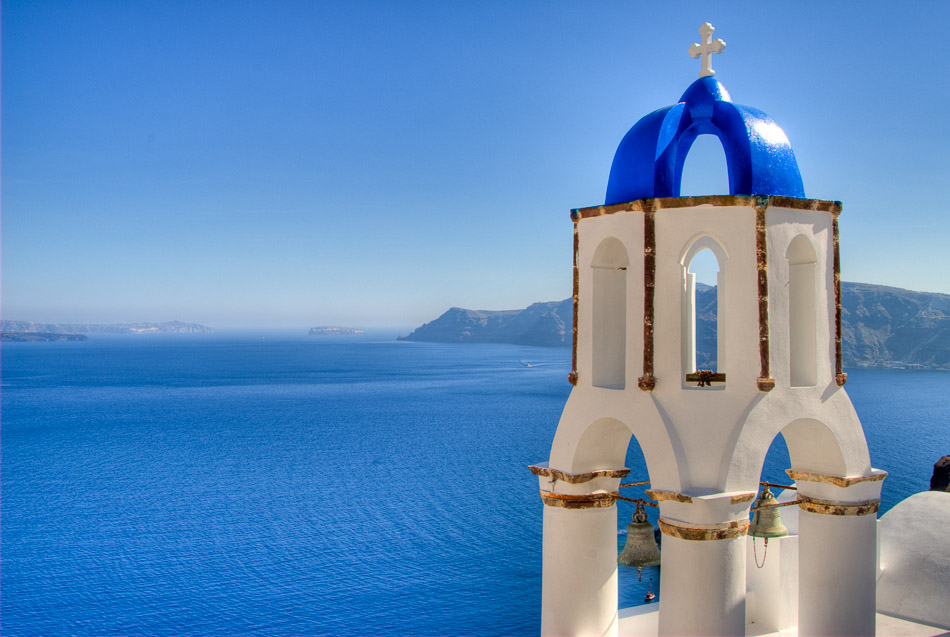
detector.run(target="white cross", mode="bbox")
[688,22,726,78]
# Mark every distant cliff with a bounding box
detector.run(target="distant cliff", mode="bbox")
[400,282,950,370]
[841,282,950,368]
[398,299,572,347]
[0,320,214,335]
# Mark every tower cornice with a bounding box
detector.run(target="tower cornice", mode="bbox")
[571,195,842,222]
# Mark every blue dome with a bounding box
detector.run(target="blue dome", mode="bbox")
[605,77,805,205]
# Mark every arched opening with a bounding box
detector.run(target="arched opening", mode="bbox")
[745,419,848,631]
[592,237,629,389]
[678,133,731,196]
[786,236,818,387]
[617,436,660,610]
[681,237,726,378]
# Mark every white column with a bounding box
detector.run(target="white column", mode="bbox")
[658,533,746,636]
[541,504,619,637]
[798,507,878,636]
[792,470,886,637]
[651,492,754,637]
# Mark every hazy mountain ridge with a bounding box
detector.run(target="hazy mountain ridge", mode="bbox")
[401,282,950,370]
[0,320,214,335]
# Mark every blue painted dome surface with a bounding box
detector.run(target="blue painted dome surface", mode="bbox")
[605,77,805,205]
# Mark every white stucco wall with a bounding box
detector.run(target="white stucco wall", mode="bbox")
[877,491,950,630]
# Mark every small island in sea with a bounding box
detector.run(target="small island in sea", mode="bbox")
[0,320,214,336]
[308,326,365,336]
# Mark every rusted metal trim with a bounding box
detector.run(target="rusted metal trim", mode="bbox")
[529,465,630,484]
[755,196,772,391]
[751,498,802,512]
[785,469,888,488]
[639,209,657,392]
[658,518,750,541]
[570,216,579,386]
[797,495,880,517]
[645,490,693,504]
[571,195,843,220]
[833,215,846,386]
[540,491,616,509]
[760,481,797,491]
[615,494,659,506]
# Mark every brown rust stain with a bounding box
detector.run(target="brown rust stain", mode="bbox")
[658,518,750,541]
[529,465,630,484]
[754,196,772,391]
[639,209,657,391]
[785,469,887,488]
[570,217,579,386]
[645,490,693,504]
[539,491,616,509]
[833,216,846,386]
[730,492,757,504]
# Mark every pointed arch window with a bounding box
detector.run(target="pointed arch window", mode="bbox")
[787,235,818,387]
[591,237,628,389]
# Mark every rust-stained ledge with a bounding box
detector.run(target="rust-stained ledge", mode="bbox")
[539,491,616,509]
[529,465,630,484]
[645,489,693,504]
[797,495,881,516]
[658,518,750,541]
[730,492,757,504]
[786,469,888,488]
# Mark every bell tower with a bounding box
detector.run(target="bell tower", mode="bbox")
[531,23,886,636]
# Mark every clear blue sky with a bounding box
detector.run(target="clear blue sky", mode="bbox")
[3,2,949,329]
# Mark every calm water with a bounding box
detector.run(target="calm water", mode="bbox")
[2,336,947,636]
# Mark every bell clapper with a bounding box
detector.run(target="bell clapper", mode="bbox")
[637,566,643,582]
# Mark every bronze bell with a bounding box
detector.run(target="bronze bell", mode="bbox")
[618,501,661,572]
[749,484,789,539]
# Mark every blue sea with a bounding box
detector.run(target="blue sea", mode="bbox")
[2,335,948,636]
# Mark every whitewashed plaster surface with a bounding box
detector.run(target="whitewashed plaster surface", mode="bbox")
[877,491,950,630]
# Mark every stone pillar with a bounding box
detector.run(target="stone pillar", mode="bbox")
[789,469,886,637]
[532,466,628,637]
[650,490,755,636]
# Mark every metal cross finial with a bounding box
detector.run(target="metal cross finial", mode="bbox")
[688,22,726,78]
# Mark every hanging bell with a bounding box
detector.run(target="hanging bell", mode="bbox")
[749,485,789,539]
[618,501,661,571]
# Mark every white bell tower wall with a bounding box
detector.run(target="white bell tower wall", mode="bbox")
[537,196,885,637]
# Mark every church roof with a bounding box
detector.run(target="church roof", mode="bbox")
[605,76,805,205]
